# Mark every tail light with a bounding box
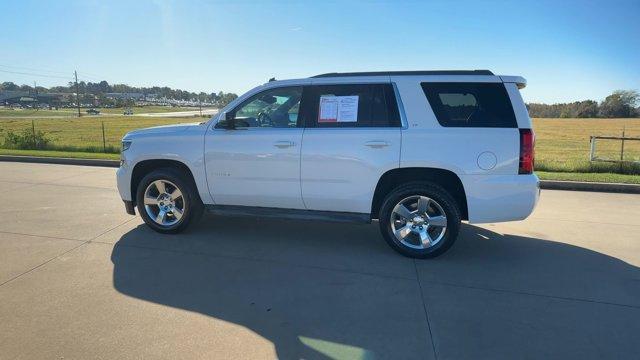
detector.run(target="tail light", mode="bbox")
[519,129,535,174]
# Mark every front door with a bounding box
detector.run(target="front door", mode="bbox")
[204,86,305,209]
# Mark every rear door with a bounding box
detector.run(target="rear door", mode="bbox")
[300,83,402,213]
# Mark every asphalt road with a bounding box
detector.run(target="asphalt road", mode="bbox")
[1,162,639,359]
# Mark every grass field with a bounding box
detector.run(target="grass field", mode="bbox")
[1,116,639,183]
[0,115,202,152]
[0,108,78,117]
[533,118,640,174]
[0,105,201,117]
[97,106,201,115]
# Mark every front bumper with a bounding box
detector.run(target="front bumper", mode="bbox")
[123,200,136,215]
[116,160,133,201]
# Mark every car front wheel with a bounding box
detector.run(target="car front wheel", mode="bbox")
[136,168,203,234]
[379,182,461,258]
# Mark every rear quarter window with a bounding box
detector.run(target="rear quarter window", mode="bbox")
[421,82,517,128]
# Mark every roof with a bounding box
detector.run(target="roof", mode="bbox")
[311,70,494,78]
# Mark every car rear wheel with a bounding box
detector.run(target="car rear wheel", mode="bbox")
[136,168,203,234]
[379,182,461,258]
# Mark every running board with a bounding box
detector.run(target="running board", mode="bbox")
[205,205,371,224]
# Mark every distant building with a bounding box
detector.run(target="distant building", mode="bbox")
[105,92,145,101]
[0,91,68,106]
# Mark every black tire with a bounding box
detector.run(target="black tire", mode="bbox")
[378,181,461,259]
[136,168,204,234]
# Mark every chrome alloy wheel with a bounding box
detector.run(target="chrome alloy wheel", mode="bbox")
[143,179,186,227]
[390,195,447,249]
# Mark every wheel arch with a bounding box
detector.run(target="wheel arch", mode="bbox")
[130,159,201,206]
[371,167,468,220]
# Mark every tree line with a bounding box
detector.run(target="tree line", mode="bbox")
[2,81,638,117]
[0,80,238,107]
[527,90,639,118]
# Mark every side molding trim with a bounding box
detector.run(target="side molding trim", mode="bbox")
[205,205,371,224]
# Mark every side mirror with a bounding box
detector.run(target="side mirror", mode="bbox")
[216,112,235,129]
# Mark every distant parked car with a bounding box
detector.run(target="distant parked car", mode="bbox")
[86,108,101,115]
[123,109,133,115]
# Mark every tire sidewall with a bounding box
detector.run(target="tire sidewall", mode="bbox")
[379,183,461,258]
[136,169,196,234]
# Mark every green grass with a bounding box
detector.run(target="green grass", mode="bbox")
[0,105,206,117]
[0,148,119,160]
[97,106,202,114]
[0,115,201,151]
[533,118,640,174]
[0,108,78,117]
[536,171,640,184]
[1,115,639,183]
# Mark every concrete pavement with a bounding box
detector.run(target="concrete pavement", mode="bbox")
[0,162,639,359]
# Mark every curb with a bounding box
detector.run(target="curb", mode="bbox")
[1,155,639,194]
[0,155,119,168]
[539,180,640,194]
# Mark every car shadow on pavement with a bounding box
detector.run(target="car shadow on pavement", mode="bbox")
[110,217,640,359]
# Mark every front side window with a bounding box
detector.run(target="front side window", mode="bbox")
[217,86,302,128]
[421,82,517,128]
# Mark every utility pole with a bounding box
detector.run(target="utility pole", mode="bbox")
[34,81,38,112]
[199,96,203,117]
[74,70,81,117]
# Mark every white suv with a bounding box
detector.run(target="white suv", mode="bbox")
[116,70,539,258]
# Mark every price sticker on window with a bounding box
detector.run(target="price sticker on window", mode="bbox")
[319,95,359,123]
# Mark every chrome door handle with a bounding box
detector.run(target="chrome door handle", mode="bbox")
[365,140,390,149]
[273,140,295,148]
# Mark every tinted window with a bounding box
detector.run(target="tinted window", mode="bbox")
[216,86,302,128]
[305,84,401,128]
[421,82,516,128]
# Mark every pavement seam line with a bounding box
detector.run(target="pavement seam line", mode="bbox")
[96,238,418,282]
[428,280,640,310]
[1,170,113,190]
[0,240,90,288]
[0,230,86,243]
[0,168,106,192]
[528,217,640,228]
[413,259,438,360]
[0,217,137,289]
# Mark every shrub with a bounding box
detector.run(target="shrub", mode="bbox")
[2,129,51,150]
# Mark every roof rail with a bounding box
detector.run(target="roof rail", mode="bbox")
[311,70,494,78]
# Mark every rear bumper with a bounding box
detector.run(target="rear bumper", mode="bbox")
[462,174,540,223]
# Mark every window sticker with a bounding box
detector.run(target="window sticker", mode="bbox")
[318,95,359,123]
[318,96,338,122]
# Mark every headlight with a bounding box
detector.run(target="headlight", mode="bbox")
[122,140,132,152]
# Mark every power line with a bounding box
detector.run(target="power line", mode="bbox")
[76,70,103,78]
[76,72,104,82]
[0,69,71,80]
[0,64,71,76]
[0,64,106,83]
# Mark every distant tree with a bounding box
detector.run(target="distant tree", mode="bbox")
[527,90,639,118]
[599,90,639,118]
[3,79,236,106]
[1,82,19,91]
[573,100,598,118]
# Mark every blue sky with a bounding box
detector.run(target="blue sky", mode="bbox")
[1,0,638,103]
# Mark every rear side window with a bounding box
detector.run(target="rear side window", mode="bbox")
[421,82,516,128]
[304,84,401,128]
